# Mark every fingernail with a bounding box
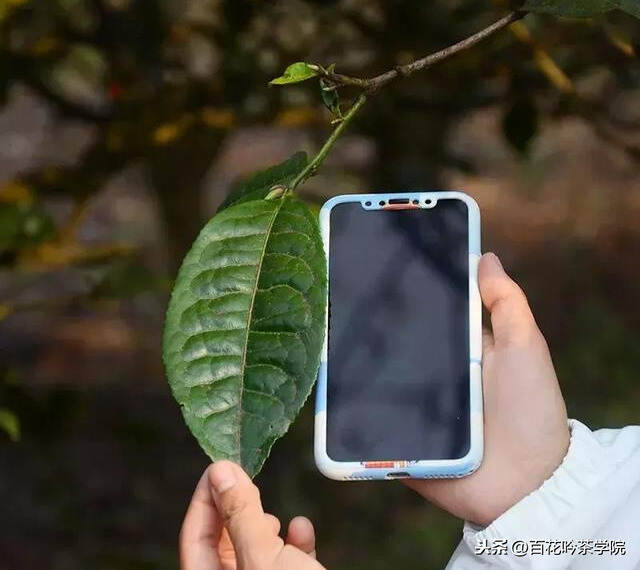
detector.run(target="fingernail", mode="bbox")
[210,462,237,493]
[486,252,503,271]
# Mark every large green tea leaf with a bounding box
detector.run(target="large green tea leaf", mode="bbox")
[163,195,327,477]
[218,152,308,211]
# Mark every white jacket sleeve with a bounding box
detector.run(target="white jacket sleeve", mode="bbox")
[446,420,640,570]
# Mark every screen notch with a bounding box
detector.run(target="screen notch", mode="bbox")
[361,196,438,211]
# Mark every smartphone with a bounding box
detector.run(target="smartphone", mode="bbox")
[314,192,483,480]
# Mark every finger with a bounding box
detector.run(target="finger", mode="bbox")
[285,516,316,558]
[478,253,538,347]
[180,465,223,570]
[208,461,281,565]
[265,513,281,536]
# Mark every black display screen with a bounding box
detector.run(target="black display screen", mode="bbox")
[327,199,470,462]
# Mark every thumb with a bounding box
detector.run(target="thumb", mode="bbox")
[478,253,538,346]
[208,461,281,566]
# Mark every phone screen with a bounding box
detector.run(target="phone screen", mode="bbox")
[327,199,470,462]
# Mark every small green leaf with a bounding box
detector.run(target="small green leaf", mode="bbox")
[522,0,617,17]
[269,62,319,86]
[0,408,20,442]
[218,152,308,211]
[320,78,341,118]
[502,98,539,155]
[163,196,327,477]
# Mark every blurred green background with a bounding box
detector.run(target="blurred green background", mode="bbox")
[1,1,639,568]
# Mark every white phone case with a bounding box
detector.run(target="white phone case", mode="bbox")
[314,191,483,480]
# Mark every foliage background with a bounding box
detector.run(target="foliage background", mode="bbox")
[1,1,639,568]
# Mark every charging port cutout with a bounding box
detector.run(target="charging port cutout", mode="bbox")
[387,471,411,479]
[388,198,410,205]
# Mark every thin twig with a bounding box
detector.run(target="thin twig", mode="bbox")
[289,93,368,191]
[324,11,524,92]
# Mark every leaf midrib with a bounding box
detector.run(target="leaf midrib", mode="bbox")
[236,198,284,461]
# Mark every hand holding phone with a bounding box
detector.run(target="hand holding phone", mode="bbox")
[405,253,570,526]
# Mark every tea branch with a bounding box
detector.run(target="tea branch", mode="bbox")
[322,11,524,93]
[287,10,525,192]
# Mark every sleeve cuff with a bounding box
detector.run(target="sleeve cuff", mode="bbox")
[461,420,613,566]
